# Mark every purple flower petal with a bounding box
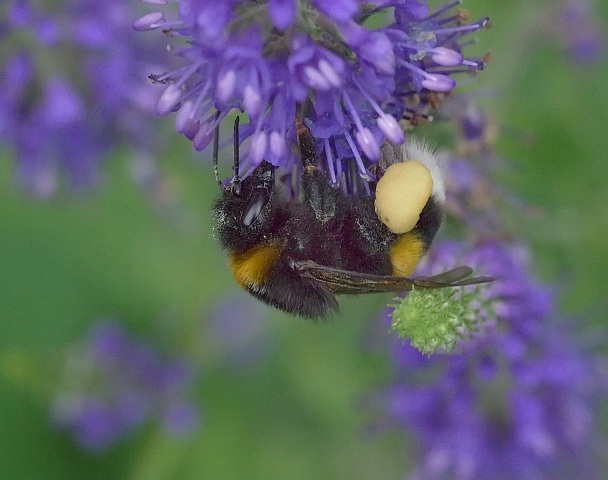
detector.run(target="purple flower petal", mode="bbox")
[133,0,488,187]
[268,0,297,30]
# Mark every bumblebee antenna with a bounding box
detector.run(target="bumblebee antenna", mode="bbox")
[232,115,241,195]
[212,110,222,187]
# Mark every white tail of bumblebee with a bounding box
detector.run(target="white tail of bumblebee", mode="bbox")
[400,136,445,204]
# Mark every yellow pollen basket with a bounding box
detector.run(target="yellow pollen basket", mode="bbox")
[375,160,433,234]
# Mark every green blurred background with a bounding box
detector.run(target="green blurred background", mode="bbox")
[1,1,607,478]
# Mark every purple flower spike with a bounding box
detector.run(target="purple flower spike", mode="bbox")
[375,241,607,479]
[1,0,172,197]
[139,0,489,193]
[50,319,199,452]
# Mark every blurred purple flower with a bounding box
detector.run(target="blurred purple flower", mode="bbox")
[207,292,273,368]
[376,240,606,479]
[50,320,199,452]
[137,0,488,191]
[444,156,503,234]
[0,0,167,198]
[554,0,605,65]
[437,94,541,237]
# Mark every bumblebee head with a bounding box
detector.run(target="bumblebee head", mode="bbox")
[214,161,279,251]
[212,115,283,252]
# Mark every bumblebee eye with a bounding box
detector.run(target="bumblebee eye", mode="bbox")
[241,187,270,227]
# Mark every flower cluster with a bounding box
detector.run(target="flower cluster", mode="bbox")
[377,240,605,479]
[137,0,488,189]
[0,0,167,197]
[50,320,199,452]
[433,93,511,236]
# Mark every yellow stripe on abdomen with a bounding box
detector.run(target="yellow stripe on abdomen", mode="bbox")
[389,232,424,277]
[229,244,280,289]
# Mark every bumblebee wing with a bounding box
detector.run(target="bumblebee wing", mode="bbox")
[418,266,494,286]
[421,266,474,283]
[295,261,493,294]
[295,261,415,294]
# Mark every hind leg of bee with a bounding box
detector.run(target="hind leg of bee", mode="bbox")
[295,113,318,171]
[296,116,342,222]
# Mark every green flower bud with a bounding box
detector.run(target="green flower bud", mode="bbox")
[390,286,489,356]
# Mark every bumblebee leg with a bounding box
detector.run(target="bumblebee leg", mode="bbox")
[296,117,342,222]
[231,116,241,195]
[212,110,222,187]
[296,116,318,170]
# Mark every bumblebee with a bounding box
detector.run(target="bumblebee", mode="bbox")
[212,115,491,318]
